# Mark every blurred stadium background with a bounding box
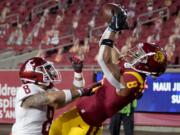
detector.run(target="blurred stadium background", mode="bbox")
[0,0,180,135]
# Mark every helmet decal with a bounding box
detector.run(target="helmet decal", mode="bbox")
[24,60,35,72]
[153,51,165,63]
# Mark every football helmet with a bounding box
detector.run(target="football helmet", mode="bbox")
[19,57,61,86]
[123,42,167,77]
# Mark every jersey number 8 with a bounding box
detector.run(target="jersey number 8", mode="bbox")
[126,81,138,88]
[23,85,31,94]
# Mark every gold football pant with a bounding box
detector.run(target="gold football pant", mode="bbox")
[49,108,103,135]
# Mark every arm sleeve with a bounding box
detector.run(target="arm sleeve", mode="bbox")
[97,45,125,90]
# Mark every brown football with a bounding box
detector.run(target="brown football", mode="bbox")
[101,3,122,23]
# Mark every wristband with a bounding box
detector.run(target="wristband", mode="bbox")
[77,89,83,96]
[100,39,114,48]
[73,79,85,87]
[62,89,72,103]
[74,72,82,78]
[73,72,85,87]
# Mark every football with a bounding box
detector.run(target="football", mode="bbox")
[101,3,122,23]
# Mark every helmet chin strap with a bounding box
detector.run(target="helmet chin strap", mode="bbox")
[20,78,36,84]
[37,81,51,87]
[21,78,51,86]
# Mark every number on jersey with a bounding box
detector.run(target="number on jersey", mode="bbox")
[23,85,31,94]
[126,81,138,88]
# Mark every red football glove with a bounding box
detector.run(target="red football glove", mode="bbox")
[69,56,83,73]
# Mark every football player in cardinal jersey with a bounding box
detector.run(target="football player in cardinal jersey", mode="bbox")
[49,5,167,135]
[11,56,93,135]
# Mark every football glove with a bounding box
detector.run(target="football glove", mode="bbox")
[80,82,102,96]
[109,6,129,31]
[69,56,83,73]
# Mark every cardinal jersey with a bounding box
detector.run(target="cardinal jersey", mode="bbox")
[12,83,54,135]
[76,69,145,126]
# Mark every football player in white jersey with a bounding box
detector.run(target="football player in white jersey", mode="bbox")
[12,56,92,135]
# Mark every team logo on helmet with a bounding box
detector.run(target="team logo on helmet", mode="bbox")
[153,51,165,63]
[24,60,35,72]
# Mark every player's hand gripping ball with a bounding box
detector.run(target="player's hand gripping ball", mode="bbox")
[102,3,121,22]
[102,3,129,31]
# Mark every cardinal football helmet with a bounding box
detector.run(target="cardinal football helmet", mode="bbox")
[123,42,167,77]
[19,57,61,86]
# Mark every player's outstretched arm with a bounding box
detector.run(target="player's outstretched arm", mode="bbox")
[97,5,128,90]
[97,29,125,90]
[21,86,92,109]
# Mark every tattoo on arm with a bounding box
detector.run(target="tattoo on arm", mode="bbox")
[21,92,50,108]
[21,90,80,109]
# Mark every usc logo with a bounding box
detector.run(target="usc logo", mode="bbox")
[154,51,165,63]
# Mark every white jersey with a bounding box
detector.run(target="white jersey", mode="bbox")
[12,83,54,135]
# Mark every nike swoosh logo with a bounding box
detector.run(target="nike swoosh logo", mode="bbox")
[115,15,119,28]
